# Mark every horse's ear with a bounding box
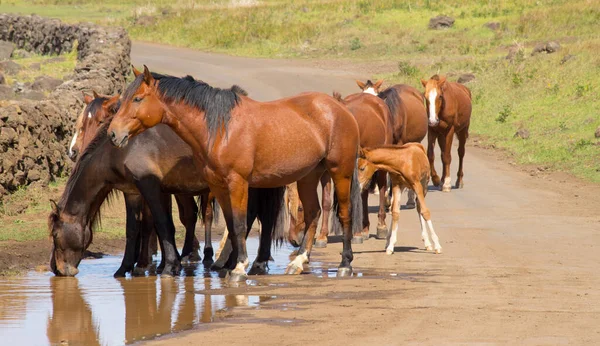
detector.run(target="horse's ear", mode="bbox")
[438,76,447,87]
[103,95,120,117]
[143,65,155,85]
[358,147,367,159]
[132,65,142,77]
[373,80,384,91]
[356,80,366,90]
[92,90,100,99]
[50,199,59,215]
[421,79,428,88]
[82,92,93,104]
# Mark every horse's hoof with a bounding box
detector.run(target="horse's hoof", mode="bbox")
[186,251,202,263]
[435,248,443,254]
[248,262,268,275]
[228,271,248,282]
[455,181,464,189]
[376,227,387,240]
[405,203,416,209]
[132,266,147,277]
[425,245,433,251]
[210,261,225,271]
[113,269,128,278]
[362,232,370,240]
[351,236,363,244]
[386,249,394,255]
[432,177,441,187]
[336,267,352,277]
[285,263,303,275]
[314,240,328,248]
[442,185,451,192]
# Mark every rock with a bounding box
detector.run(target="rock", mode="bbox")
[135,15,156,27]
[506,45,524,61]
[532,41,561,55]
[457,73,475,84]
[12,82,26,93]
[44,56,65,64]
[514,129,530,139]
[0,126,18,143]
[0,72,5,85]
[27,169,41,182]
[429,15,455,30]
[0,41,14,60]
[31,75,62,92]
[484,22,500,31]
[0,60,21,74]
[0,84,14,99]
[595,127,600,139]
[20,90,45,101]
[11,49,31,59]
[560,54,575,65]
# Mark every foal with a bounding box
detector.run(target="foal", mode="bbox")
[358,143,442,254]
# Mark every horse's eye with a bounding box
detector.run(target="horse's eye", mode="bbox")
[359,166,366,171]
[133,96,143,103]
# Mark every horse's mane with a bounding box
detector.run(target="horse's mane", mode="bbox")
[377,87,401,126]
[50,122,116,236]
[332,91,345,104]
[123,72,247,139]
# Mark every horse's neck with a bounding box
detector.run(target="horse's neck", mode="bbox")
[368,149,402,174]
[162,102,211,162]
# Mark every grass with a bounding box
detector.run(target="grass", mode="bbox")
[8,48,77,83]
[1,0,599,183]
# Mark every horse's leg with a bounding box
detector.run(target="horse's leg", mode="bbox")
[211,178,250,282]
[439,127,455,192]
[315,172,332,247]
[134,203,155,276]
[136,178,181,276]
[427,130,441,187]
[176,194,201,262]
[385,184,402,255]
[375,171,389,239]
[455,127,468,189]
[114,193,144,277]
[286,183,303,247]
[201,192,215,265]
[285,171,322,275]
[414,182,442,254]
[248,189,272,275]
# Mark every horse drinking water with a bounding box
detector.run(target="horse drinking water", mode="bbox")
[108,66,362,281]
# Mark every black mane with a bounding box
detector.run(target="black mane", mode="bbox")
[377,87,401,127]
[123,72,247,139]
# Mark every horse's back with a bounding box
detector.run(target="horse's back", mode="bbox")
[344,93,392,146]
[388,84,428,144]
[447,82,473,128]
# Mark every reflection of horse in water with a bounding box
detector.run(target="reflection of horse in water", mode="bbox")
[47,277,100,346]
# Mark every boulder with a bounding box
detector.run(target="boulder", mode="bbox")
[31,75,63,92]
[0,84,14,100]
[0,41,14,60]
[514,129,530,139]
[595,126,600,139]
[429,15,455,30]
[0,60,21,75]
[11,49,31,59]
[20,90,46,101]
[457,73,476,84]
[532,41,561,55]
[484,22,500,31]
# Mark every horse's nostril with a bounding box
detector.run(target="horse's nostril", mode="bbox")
[110,131,116,139]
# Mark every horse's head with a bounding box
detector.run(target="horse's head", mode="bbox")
[356,79,383,95]
[48,200,92,276]
[108,65,164,148]
[357,148,378,191]
[69,92,119,161]
[421,75,447,127]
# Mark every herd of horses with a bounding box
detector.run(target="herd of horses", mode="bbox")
[48,65,472,281]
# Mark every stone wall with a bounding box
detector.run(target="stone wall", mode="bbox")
[0,14,131,200]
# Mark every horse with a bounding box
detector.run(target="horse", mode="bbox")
[421,75,472,192]
[365,79,429,209]
[70,92,215,269]
[50,113,285,278]
[107,66,362,281]
[358,143,442,254]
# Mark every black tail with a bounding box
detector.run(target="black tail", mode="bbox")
[255,187,287,247]
[378,87,401,126]
[331,160,364,237]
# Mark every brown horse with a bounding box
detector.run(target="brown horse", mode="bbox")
[71,92,214,267]
[358,143,442,254]
[51,101,285,277]
[421,75,472,192]
[107,66,362,281]
[361,80,428,208]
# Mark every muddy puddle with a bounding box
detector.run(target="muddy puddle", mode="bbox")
[0,237,404,345]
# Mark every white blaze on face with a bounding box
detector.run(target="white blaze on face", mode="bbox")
[68,130,79,157]
[427,89,438,124]
[363,87,377,96]
[87,111,92,119]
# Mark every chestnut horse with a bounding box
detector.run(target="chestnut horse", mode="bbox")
[421,75,472,192]
[358,143,442,254]
[71,92,214,268]
[108,66,362,280]
[359,80,428,208]
[51,103,285,277]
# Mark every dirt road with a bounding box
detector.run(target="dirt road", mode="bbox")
[131,42,600,345]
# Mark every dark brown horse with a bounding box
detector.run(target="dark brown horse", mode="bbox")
[71,92,215,268]
[373,81,428,207]
[288,90,393,246]
[50,113,285,277]
[421,75,472,192]
[107,66,362,281]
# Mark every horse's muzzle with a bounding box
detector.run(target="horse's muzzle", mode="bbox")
[428,120,440,127]
[68,149,78,162]
[110,130,129,148]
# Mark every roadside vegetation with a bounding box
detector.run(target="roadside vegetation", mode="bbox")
[7,48,77,85]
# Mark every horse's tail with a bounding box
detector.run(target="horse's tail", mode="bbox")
[256,187,287,247]
[378,87,401,128]
[331,159,364,237]
[198,192,220,225]
[332,91,344,103]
